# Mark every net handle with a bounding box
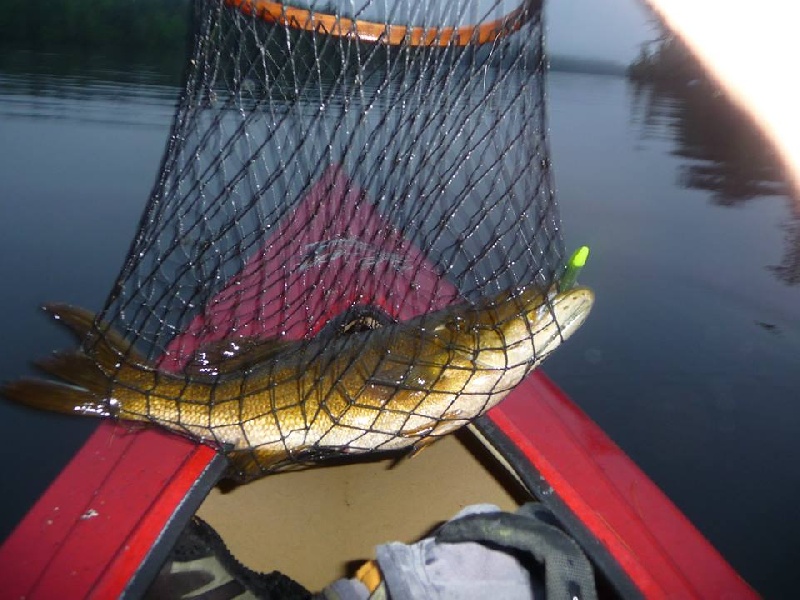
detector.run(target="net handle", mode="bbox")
[226,0,541,46]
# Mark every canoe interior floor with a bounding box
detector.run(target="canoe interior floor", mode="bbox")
[197,430,528,591]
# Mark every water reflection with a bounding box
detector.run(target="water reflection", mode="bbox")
[0,51,183,544]
[769,219,800,285]
[0,50,182,125]
[629,77,800,286]
[0,49,184,85]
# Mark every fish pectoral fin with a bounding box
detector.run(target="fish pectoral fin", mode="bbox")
[225,445,315,481]
[226,444,365,480]
[224,450,266,483]
[406,435,440,459]
[396,411,466,461]
[388,432,446,468]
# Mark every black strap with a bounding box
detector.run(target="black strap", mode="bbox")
[435,502,598,600]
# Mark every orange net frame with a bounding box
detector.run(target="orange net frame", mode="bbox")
[226,0,540,46]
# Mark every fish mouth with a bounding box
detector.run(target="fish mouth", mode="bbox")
[551,286,594,339]
[532,286,594,357]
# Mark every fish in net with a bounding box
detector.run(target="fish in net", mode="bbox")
[2,0,593,482]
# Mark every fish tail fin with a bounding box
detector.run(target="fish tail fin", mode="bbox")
[2,379,111,417]
[2,305,153,420]
[43,303,148,369]
[35,351,112,397]
[43,303,97,338]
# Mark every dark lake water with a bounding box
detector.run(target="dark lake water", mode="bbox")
[1,52,798,597]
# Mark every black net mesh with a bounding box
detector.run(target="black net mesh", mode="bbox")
[107,0,559,346]
[8,0,592,482]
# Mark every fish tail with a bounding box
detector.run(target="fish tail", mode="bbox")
[2,379,111,417]
[43,303,147,368]
[35,351,112,397]
[42,303,97,338]
[2,305,149,418]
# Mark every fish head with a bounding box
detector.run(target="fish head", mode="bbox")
[477,285,594,370]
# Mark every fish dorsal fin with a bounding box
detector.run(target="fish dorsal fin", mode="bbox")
[186,305,395,377]
[185,336,297,377]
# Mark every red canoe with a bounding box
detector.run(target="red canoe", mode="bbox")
[0,164,756,599]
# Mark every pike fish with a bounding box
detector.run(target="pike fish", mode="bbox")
[2,285,593,481]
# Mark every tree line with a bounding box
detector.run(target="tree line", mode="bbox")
[0,0,191,53]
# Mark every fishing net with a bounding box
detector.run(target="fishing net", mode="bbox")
[88,0,565,479]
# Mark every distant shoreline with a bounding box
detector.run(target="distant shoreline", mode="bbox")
[548,55,627,77]
[0,44,627,82]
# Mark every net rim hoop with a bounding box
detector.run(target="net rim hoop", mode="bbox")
[225,0,539,46]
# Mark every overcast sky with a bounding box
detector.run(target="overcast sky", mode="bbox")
[544,0,654,63]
